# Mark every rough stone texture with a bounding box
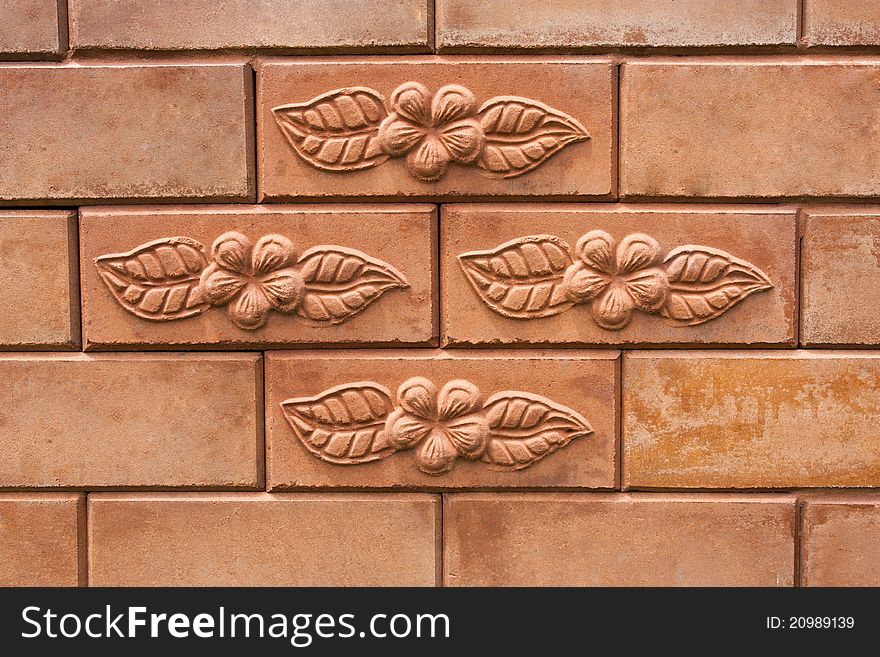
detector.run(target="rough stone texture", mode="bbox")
[442,204,796,346]
[0,64,253,203]
[801,208,880,346]
[801,494,880,586]
[0,494,84,586]
[437,0,797,50]
[79,204,436,349]
[0,0,64,57]
[88,493,440,586]
[803,0,880,46]
[258,58,615,200]
[69,0,429,52]
[0,354,263,489]
[620,60,880,198]
[444,493,795,586]
[0,211,79,349]
[265,350,618,489]
[623,351,880,489]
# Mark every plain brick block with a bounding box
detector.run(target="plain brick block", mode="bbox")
[442,204,796,346]
[0,64,253,203]
[0,494,84,586]
[621,60,880,198]
[265,350,618,490]
[0,211,79,349]
[88,493,440,586]
[444,493,795,586]
[802,495,880,586]
[258,58,615,200]
[801,209,880,345]
[0,0,64,57]
[0,354,262,489]
[437,0,797,50]
[803,0,880,46]
[70,0,429,52]
[79,204,436,349]
[623,352,880,489]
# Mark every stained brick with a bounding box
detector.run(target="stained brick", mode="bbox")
[0,0,64,57]
[803,0,880,46]
[802,495,880,586]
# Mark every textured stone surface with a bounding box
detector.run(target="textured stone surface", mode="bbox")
[0,354,262,488]
[802,494,880,586]
[70,0,429,52]
[0,494,84,586]
[801,208,880,345]
[258,58,615,199]
[803,0,880,46]
[89,493,440,586]
[442,204,796,346]
[621,60,880,198]
[437,0,797,50]
[0,211,79,349]
[79,204,436,349]
[623,352,880,489]
[265,350,618,489]
[0,0,64,57]
[444,493,795,586]
[0,64,252,203]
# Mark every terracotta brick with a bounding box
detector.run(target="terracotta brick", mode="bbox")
[257,58,615,200]
[0,0,64,57]
[0,64,252,204]
[802,494,880,586]
[70,0,429,52]
[623,351,880,489]
[0,493,84,586]
[89,493,439,586]
[443,204,796,346]
[803,0,880,46]
[0,354,262,489]
[620,60,880,198]
[0,211,79,349]
[444,493,795,586]
[437,0,797,50]
[801,208,880,345]
[79,205,436,349]
[265,350,617,489]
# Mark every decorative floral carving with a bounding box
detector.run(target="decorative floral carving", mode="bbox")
[459,232,773,329]
[96,234,408,330]
[272,82,589,181]
[281,378,593,475]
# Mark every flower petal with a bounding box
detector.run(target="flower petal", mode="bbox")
[563,261,611,303]
[377,115,425,157]
[199,263,247,307]
[438,380,483,420]
[385,408,433,450]
[405,136,450,181]
[575,230,616,274]
[415,429,458,475]
[438,119,485,164]
[431,84,477,126]
[396,377,438,420]
[624,268,669,313]
[227,284,271,330]
[211,232,252,276]
[592,284,635,330]
[259,267,305,313]
[442,413,489,460]
[389,82,431,125]
[253,235,296,275]
[616,233,661,275]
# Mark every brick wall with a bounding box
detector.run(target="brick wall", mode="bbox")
[1,0,879,587]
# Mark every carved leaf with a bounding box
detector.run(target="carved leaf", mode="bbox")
[458,235,575,319]
[295,246,409,325]
[660,246,774,326]
[481,392,593,471]
[281,382,396,464]
[272,88,389,171]
[476,96,590,178]
[94,237,209,321]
